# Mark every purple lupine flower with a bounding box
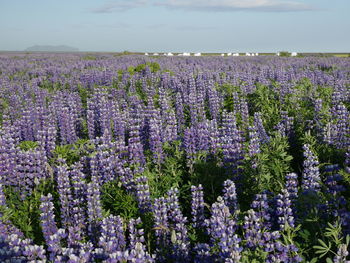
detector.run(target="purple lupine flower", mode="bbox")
[193,243,213,263]
[223,180,238,215]
[206,196,241,262]
[162,108,178,143]
[128,114,146,172]
[67,225,85,250]
[313,98,327,140]
[302,144,321,192]
[207,82,220,120]
[331,102,350,149]
[149,117,164,165]
[87,100,96,139]
[40,194,58,240]
[0,131,17,186]
[248,125,261,157]
[345,148,350,174]
[37,113,57,157]
[220,110,244,176]
[0,183,5,207]
[40,193,65,261]
[191,184,205,228]
[56,161,72,228]
[57,105,78,144]
[22,244,47,262]
[188,77,199,126]
[175,92,185,133]
[111,103,126,142]
[90,148,115,185]
[166,188,190,261]
[15,148,48,197]
[275,111,294,138]
[70,163,87,233]
[248,124,261,169]
[128,217,155,262]
[98,215,126,255]
[334,243,349,263]
[135,176,152,213]
[208,119,220,155]
[87,176,103,243]
[0,234,23,261]
[196,121,210,152]
[276,189,295,230]
[239,96,250,129]
[243,209,264,248]
[152,197,170,261]
[285,173,298,202]
[251,192,272,229]
[183,126,197,173]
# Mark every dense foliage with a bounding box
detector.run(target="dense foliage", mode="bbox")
[0,53,349,262]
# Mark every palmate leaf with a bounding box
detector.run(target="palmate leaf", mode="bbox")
[313,239,332,258]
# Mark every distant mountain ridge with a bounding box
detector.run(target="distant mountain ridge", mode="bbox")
[25,45,79,52]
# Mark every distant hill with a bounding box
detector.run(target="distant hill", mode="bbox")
[25,45,79,52]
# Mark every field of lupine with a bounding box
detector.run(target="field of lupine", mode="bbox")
[0,53,349,262]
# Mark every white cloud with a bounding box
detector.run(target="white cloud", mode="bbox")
[91,0,148,13]
[156,0,314,12]
[91,0,314,13]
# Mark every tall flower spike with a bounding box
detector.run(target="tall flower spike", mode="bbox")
[220,110,244,176]
[98,215,126,256]
[152,197,169,261]
[243,209,263,248]
[39,193,64,261]
[135,176,152,213]
[276,189,295,230]
[128,218,155,262]
[206,196,241,262]
[166,188,190,261]
[87,176,103,243]
[285,173,299,203]
[0,183,6,207]
[254,112,270,144]
[223,180,238,215]
[251,192,272,229]
[56,161,72,228]
[191,184,205,228]
[302,144,321,192]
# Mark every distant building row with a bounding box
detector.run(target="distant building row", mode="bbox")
[144,52,202,56]
[144,52,298,57]
[276,52,298,57]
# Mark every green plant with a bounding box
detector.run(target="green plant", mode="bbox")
[313,221,349,262]
[100,180,139,220]
[241,133,293,199]
[18,141,39,151]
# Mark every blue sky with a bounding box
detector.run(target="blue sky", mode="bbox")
[0,0,349,52]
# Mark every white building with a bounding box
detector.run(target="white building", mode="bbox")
[221,53,225,56]
[291,52,298,57]
[232,53,239,56]
[183,52,191,56]
[194,52,201,56]
[144,53,149,56]
[167,52,174,56]
[227,52,232,56]
[153,53,159,56]
[246,52,251,56]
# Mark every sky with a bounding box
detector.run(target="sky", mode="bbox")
[0,0,349,52]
